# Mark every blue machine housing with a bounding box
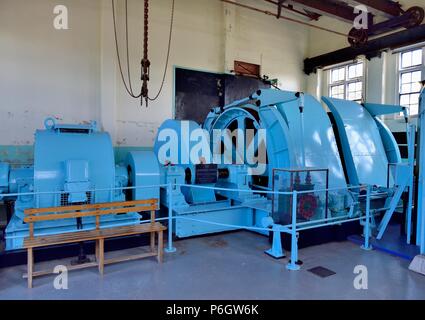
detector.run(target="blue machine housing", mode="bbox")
[204,90,347,190]
[154,118,271,238]
[125,151,160,201]
[4,119,141,251]
[153,89,358,239]
[0,163,9,197]
[322,97,402,187]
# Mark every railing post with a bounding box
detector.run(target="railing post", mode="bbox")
[165,182,177,253]
[287,191,300,271]
[361,185,373,251]
[406,124,415,244]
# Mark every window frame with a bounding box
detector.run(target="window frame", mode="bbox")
[397,46,425,118]
[328,60,366,103]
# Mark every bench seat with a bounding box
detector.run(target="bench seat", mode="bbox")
[23,222,166,249]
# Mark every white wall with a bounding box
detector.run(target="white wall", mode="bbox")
[2,0,422,148]
[0,0,101,145]
[0,0,309,148]
[224,1,308,91]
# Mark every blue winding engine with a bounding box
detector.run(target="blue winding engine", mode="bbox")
[0,88,414,253]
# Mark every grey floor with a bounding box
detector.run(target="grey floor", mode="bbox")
[1,231,424,300]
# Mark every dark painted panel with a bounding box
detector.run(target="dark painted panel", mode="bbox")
[174,68,270,124]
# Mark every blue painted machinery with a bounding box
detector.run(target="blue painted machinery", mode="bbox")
[0,118,156,251]
[151,89,412,253]
[153,119,270,238]
[322,97,414,240]
[0,89,414,255]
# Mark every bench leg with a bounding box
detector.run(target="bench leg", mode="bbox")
[98,239,104,276]
[158,231,163,264]
[150,231,156,253]
[27,248,33,289]
[95,239,99,262]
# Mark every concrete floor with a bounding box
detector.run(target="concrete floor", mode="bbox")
[1,231,424,300]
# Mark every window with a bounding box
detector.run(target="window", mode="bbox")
[398,48,424,116]
[329,61,365,103]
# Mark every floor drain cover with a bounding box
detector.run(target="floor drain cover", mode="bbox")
[308,266,336,278]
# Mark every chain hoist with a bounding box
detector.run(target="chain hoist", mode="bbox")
[141,0,150,107]
[112,0,174,108]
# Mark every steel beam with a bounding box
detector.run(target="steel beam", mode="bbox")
[304,24,425,75]
[287,0,372,23]
[349,0,402,17]
[263,0,321,20]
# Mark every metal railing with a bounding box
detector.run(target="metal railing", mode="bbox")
[1,182,376,271]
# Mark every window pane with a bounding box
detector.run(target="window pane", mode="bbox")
[348,65,356,79]
[356,82,362,91]
[410,93,420,105]
[410,92,420,116]
[347,81,362,101]
[331,69,338,82]
[348,62,363,79]
[401,83,411,94]
[339,68,345,81]
[356,63,364,77]
[412,49,422,66]
[412,81,422,93]
[410,105,419,115]
[401,72,412,84]
[400,94,410,106]
[401,51,412,69]
[401,49,422,69]
[412,70,422,83]
[400,71,422,94]
[331,67,345,83]
[330,85,344,99]
[400,93,420,116]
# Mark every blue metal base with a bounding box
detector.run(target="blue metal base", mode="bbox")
[361,244,373,251]
[264,249,286,259]
[173,204,255,238]
[266,228,286,259]
[286,263,301,271]
[165,247,177,253]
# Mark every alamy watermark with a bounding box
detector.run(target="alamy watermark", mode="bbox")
[53,5,69,30]
[353,5,369,30]
[53,265,68,290]
[353,265,368,290]
[156,122,267,176]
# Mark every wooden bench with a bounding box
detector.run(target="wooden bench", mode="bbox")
[23,199,166,288]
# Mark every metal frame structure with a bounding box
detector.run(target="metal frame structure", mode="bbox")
[417,83,425,254]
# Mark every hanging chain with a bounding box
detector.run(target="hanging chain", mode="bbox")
[113,0,174,108]
[141,0,150,107]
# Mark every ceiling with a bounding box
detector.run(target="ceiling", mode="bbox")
[265,0,422,22]
[262,0,424,46]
